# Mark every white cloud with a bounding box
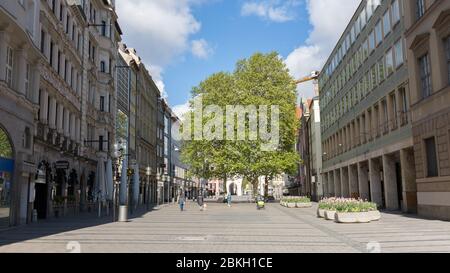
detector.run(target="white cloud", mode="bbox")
[191,39,214,59]
[241,0,300,22]
[117,0,212,97]
[172,102,191,118]
[284,0,360,98]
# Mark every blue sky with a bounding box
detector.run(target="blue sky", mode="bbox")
[163,1,310,106]
[117,0,361,115]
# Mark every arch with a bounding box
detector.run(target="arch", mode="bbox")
[0,125,14,159]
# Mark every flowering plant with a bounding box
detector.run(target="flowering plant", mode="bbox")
[282,196,311,203]
[318,197,377,213]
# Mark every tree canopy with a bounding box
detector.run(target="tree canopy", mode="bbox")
[181,52,300,195]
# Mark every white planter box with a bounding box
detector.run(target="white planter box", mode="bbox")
[324,210,336,220]
[287,203,296,208]
[296,202,312,208]
[368,210,381,221]
[317,209,326,218]
[334,211,381,223]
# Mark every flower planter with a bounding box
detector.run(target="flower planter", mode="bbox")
[324,210,336,220]
[296,202,312,208]
[334,211,381,223]
[367,210,381,221]
[287,203,296,208]
[317,209,326,218]
[335,212,372,223]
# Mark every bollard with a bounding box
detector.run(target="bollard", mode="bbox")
[118,205,128,222]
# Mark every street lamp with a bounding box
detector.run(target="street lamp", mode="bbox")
[146,166,151,211]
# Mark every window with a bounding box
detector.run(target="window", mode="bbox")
[101,21,107,36]
[49,41,54,66]
[369,31,375,53]
[57,51,61,73]
[25,63,30,96]
[100,61,106,73]
[394,39,404,67]
[360,7,367,30]
[5,46,13,87]
[419,53,432,99]
[371,65,377,90]
[100,96,105,111]
[375,20,382,46]
[425,137,438,177]
[416,0,425,20]
[40,31,45,54]
[385,48,394,76]
[378,58,385,83]
[446,36,450,84]
[383,10,391,37]
[391,93,397,129]
[392,0,400,25]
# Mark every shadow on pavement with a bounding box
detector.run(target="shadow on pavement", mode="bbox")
[0,204,157,248]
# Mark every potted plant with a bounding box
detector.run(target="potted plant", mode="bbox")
[333,199,380,223]
[295,197,312,208]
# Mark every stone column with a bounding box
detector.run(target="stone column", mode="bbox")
[53,44,59,71]
[383,154,399,211]
[48,97,57,129]
[16,48,28,96]
[39,90,49,124]
[358,162,370,201]
[334,169,341,197]
[57,104,64,134]
[340,167,350,198]
[60,53,66,79]
[70,113,76,141]
[328,172,335,196]
[372,105,378,138]
[349,164,359,198]
[322,174,328,197]
[31,64,40,104]
[400,148,417,213]
[45,31,51,60]
[369,158,383,207]
[64,108,70,137]
[76,118,81,143]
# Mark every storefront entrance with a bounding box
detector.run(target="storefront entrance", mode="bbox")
[0,126,14,228]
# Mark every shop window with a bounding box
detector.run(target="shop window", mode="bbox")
[425,137,438,177]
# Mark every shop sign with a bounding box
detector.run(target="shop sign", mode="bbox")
[55,161,70,170]
[35,169,46,184]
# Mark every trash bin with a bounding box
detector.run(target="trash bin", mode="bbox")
[118,205,128,222]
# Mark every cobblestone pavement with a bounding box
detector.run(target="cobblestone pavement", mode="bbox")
[1,202,450,253]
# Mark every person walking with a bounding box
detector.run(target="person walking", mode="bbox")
[227,193,232,207]
[197,192,205,211]
[178,192,186,211]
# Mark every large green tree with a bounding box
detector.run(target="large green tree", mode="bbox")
[181,52,300,196]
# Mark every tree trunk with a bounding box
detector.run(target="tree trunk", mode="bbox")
[252,178,259,198]
[264,176,269,198]
[223,175,227,194]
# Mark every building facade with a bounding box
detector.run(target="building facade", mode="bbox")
[0,0,41,227]
[404,0,450,220]
[308,97,323,201]
[1,0,123,227]
[320,0,417,212]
